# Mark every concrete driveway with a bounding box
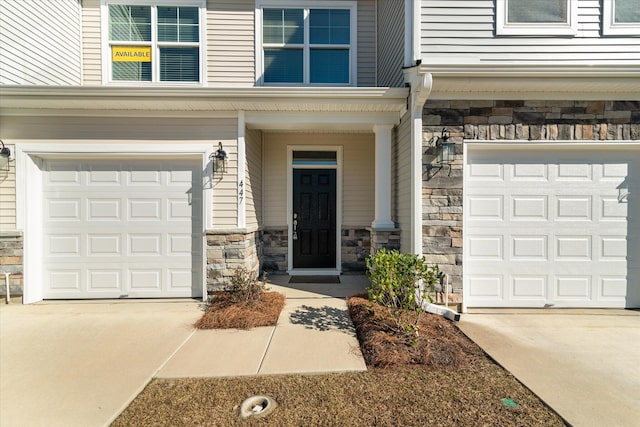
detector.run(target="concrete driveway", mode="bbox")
[0,300,202,427]
[458,309,640,427]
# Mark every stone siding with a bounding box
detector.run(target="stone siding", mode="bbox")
[341,228,371,273]
[422,100,640,293]
[206,230,260,292]
[369,229,401,254]
[260,228,288,274]
[0,232,23,296]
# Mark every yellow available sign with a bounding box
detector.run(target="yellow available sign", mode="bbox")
[112,46,151,62]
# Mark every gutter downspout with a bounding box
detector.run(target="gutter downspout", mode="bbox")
[4,273,9,304]
[403,68,432,255]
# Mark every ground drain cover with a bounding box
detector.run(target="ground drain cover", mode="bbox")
[239,395,277,419]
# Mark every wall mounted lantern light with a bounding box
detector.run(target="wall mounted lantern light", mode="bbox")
[211,141,228,174]
[431,128,454,164]
[0,140,11,171]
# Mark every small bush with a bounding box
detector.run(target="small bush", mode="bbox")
[365,249,441,335]
[224,267,268,306]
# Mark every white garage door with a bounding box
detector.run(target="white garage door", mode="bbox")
[464,146,639,308]
[42,158,203,299]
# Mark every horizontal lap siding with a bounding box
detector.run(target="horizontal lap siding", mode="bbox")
[395,111,411,252]
[262,133,374,227]
[82,0,102,85]
[421,0,640,63]
[1,0,82,85]
[357,0,376,86]
[1,115,238,228]
[207,0,255,86]
[245,128,262,229]
[376,0,404,87]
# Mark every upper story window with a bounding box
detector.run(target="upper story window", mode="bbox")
[256,1,357,86]
[603,0,640,35]
[496,0,577,36]
[102,1,205,84]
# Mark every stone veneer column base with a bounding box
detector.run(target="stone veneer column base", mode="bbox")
[0,231,24,296]
[206,229,260,293]
[368,228,401,255]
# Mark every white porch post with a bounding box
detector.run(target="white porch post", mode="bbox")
[237,110,246,229]
[372,124,395,229]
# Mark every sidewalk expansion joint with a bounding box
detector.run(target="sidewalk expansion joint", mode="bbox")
[256,326,277,374]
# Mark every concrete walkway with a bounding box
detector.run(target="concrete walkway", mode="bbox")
[157,275,367,378]
[458,309,640,427]
[0,276,367,427]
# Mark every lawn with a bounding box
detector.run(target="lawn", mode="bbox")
[112,295,564,426]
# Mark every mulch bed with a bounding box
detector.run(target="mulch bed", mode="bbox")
[195,291,285,330]
[348,295,488,368]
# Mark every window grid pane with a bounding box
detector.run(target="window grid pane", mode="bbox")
[507,0,567,23]
[157,7,199,42]
[615,0,640,23]
[112,60,152,81]
[310,49,349,84]
[109,5,151,41]
[309,9,350,44]
[160,47,200,82]
[263,8,303,44]
[264,48,303,83]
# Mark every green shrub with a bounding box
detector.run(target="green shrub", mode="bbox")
[365,249,441,337]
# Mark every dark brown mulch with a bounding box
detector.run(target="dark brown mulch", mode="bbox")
[195,291,285,330]
[348,295,486,368]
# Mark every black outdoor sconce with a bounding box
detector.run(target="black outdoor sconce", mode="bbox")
[211,141,228,174]
[0,140,11,171]
[432,128,454,164]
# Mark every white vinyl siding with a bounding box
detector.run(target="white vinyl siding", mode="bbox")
[245,128,262,229]
[262,132,374,227]
[0,0,82,85]
[376,0,404,87]
[356,0,375,87]
[82,0,103,85]
[1,115,238,228]
[0,145,16,230]
[206,0,255,86]
[421,0,640,64]
[395,111,412,252]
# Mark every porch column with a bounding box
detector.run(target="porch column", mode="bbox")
[372,124,395,229]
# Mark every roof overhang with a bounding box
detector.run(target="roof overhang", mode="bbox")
[0,86,409,115]
[419,62,640,100]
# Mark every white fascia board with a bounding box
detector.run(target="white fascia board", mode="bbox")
[245,111,401,131]
[0,86,409,100]
[419,62,640,78]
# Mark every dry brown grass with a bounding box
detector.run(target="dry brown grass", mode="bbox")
[195,291,285,330]
[113,366,565,426]
[113,292,566,426]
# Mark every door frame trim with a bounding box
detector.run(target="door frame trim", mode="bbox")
[287,145,343,275]
[15,143,213,303]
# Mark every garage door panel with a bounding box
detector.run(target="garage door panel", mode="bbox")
[42,159,203,299]
[465,147,639,308]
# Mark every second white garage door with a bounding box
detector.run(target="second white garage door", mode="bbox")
[41,158,203,299]
[464,145,639,308]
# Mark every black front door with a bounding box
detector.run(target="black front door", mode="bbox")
[293,169,337,268]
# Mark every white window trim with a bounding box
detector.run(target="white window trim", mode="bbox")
[100,0,207,86]
[603,0,640,36]
[495,0,577,36]
[255,0,357,86]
